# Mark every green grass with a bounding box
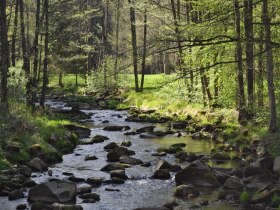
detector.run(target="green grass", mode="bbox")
[0,100,79,167]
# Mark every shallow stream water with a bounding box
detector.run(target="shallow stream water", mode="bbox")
[0,100,237,210]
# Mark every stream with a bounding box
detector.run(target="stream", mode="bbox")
[0,100,238,210]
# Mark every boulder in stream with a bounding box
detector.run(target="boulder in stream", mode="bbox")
[28,158,48,172]
[174,184,199,198]
[28,180,77,204]
[175,165,220,187]
[90,135,109,144]
[155,159,172,170]
[104,142,119,151]
[119,156,143,165]
[107,147,135,162]
[101,163,130,172]
[52,203,83,210]
[103,126,130,132]
[64,124,91,138]
[136,126,156,133]
[110,170,128,179]
[152,169,171,180]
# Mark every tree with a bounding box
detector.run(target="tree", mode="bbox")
[40,0,49,107]
[0,0,9,110]
[262,0,277,132]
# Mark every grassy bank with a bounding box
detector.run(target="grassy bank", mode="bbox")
[48,73,277,156]
[0,100,79,170]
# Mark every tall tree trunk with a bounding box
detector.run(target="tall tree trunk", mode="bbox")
[244,0,254,114]
[114,0,120,82]
[258,25,264,108]
[128,0,139,92]
[11,0,19,67]
[31,0,41,105]
[19,0,32,106]
[234,0,246,123]
[40,0,49,107]
[0,0,10,110]
[263,0,277,132]
[140,8,147,92]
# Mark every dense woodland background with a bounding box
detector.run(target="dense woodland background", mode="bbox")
[0,0,280,132]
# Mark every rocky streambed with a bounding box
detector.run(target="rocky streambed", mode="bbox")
[1,99,280,210]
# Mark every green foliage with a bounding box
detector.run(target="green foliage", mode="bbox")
[240,191,250,204]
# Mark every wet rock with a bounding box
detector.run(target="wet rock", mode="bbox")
[0,189,10,196]
[85,155,98,161]
[123,131,137,136]
[171,122,187,129]
[101,163,129,172]
[121,140,132,147]
[82,199,96,203]
[273,156,280,174]
[105,188,120,192]
[218,189,240,200]
[31,202,52,210]
[107,147,135,162]
[91,135,109,143]
[224,176,244,190]
[62,172,74,176]
[119,156,143,165]
[48,170,53,176]
[155,159,172,170]
[141,162,151,167]
[68,176,85,183]
[247,182,269,192]
[152,169,171,180]
[175,166,220,187]
[163,201,179,209]
[77,186,92,195]
[104,142,119,151]
[19,166,32,178]
[191,132,203,140]
[174,184,199,198]
[199,200,209,206]
[171,143,186,148]
[134,207,169,210]
[211,152,231,162]
[8,190,24,200]
[86,177,103,186]
[151,152,166,157]
[23,180,37,188]
[64,124,91,138]
[79,193,100,201]
[110,170,128,179]
[16,204,28,210]
[190,160,211,170]
[28,180,77,204]
[5,144,20,154]
[136,126,156,133]
[251,156,274,170]
[28,158,48,172]
[170,165,182,172]
[103,126,130,131]
[102,120,109,123]
[111,177,125,184]
[52,203,83,210]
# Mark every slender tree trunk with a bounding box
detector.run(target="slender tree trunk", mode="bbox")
[234,0,246,122]
[0,0,10,109]
[140,8,147,92]
[114,0,120,82]
[258,26,264,108]
[128,0,139,92]
[263,0,277,132]
[19,0,32,106]
[244,0,254,114]
[40,0,49,107]
[31,0,41,105]
[11,0,19,67]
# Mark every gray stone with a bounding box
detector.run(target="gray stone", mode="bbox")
[52,203,83,210]
[119,156,143,165]
[273,156,280,174]
[28,180,77,204]
[174,184,199,198]
[28,158,48,172]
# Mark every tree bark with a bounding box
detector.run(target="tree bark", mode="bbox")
[140,8,147,92]
[0,0,10,109]
[128,0,139,92]
[40,0,49,107]
[257,25,264,108]
[263,0,277,132]
[11,0,19,67]
[114,0,120,82]
[244,0,254,113]
[234,0,246,123]
[19,0,32,106]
